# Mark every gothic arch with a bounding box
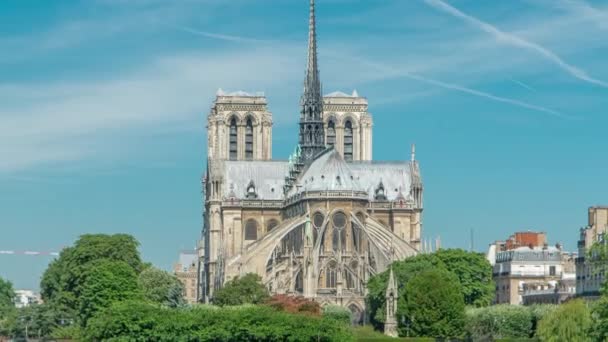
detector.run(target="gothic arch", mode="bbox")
[243,112,259,125]
[341,113,359,128]
[324,113,340,126]
[347,302,364,325]
[224,112,242,125]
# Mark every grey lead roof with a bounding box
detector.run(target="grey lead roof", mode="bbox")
[349,160,413,201]
[224,160,289,200]
[223,151,415,202]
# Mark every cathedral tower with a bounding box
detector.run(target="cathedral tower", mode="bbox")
[299,0,326,163]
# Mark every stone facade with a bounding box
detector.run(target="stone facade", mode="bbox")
[198,0,422,318]
[576,206,608,298]
[174,251,198,304]
[492,245,575,305]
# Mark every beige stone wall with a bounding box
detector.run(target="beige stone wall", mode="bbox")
[207,93,272,161]
[323,95,372,161]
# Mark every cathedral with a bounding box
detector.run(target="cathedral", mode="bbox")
[199,0,423,322]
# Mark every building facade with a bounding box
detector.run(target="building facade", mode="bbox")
[14,290,41,308]
[493,245,575,305]
[521,277,576,305]
[174,251,199,304]
[199,0,422,318]
[487,231,547,266]
[576,206,608,298]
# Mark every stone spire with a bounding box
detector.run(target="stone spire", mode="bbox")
[299,0,326,163]
[384,267,398,337]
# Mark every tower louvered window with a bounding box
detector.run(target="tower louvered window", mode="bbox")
[327,120,336,147]
[344,120,353,161]
[245,117,254,160]
[229,118,238,160]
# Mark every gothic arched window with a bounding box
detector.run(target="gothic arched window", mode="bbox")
[344,120,353,161]
[245,117,254,160]
[229,117,238,160]
[325,264,337,288]
[244,219,258,240]
[327,120,336,147]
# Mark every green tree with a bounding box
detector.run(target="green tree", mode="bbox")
[433,249,494,307]
[466,305,534,340]
[404,268,466,338]
[537,299,591,342]
[591,296,608,340]
[0,277,14,309]
[212,273,269,306]
[0,277,16,338]
[39,234,143,325]
[138,266,185,307]
[366,253,439,329]
[85,301,354,341]
[366,249,492,332]
[79,260,143,325]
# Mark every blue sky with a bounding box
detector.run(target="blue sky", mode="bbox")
[1,0,607,290]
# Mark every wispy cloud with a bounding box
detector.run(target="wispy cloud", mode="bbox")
[423,0,608,88]
[508,77,536,92]
[334,54,567,118]
[402,72,565,118]
[554,0,608,30]
[173,26,271,44]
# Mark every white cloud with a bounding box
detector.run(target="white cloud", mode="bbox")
[423,0,608,88]
[0,47,301,173]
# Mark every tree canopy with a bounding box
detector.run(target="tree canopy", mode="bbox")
[35,234,144,331]
[433,249,494,307]
[40,234,143,311]
[78,260,143,325]
[85,301,354,341]
[366,248,493,336]
[138,265,185,308]
[0,277,14,309]
[537,299,592,342]
[404,268,466,338]
[212,273,269,306]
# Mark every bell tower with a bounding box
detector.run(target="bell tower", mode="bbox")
[299,0,326,163]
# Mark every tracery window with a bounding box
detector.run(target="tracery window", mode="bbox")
[244,219,258,240]
[344,120,353,161]
[229,118,238,160]
[326,264,337,288]
[327,120,336,147]
[245,117,254,160]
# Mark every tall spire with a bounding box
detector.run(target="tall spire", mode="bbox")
[304,0,320,100]
[298,0,326,163]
